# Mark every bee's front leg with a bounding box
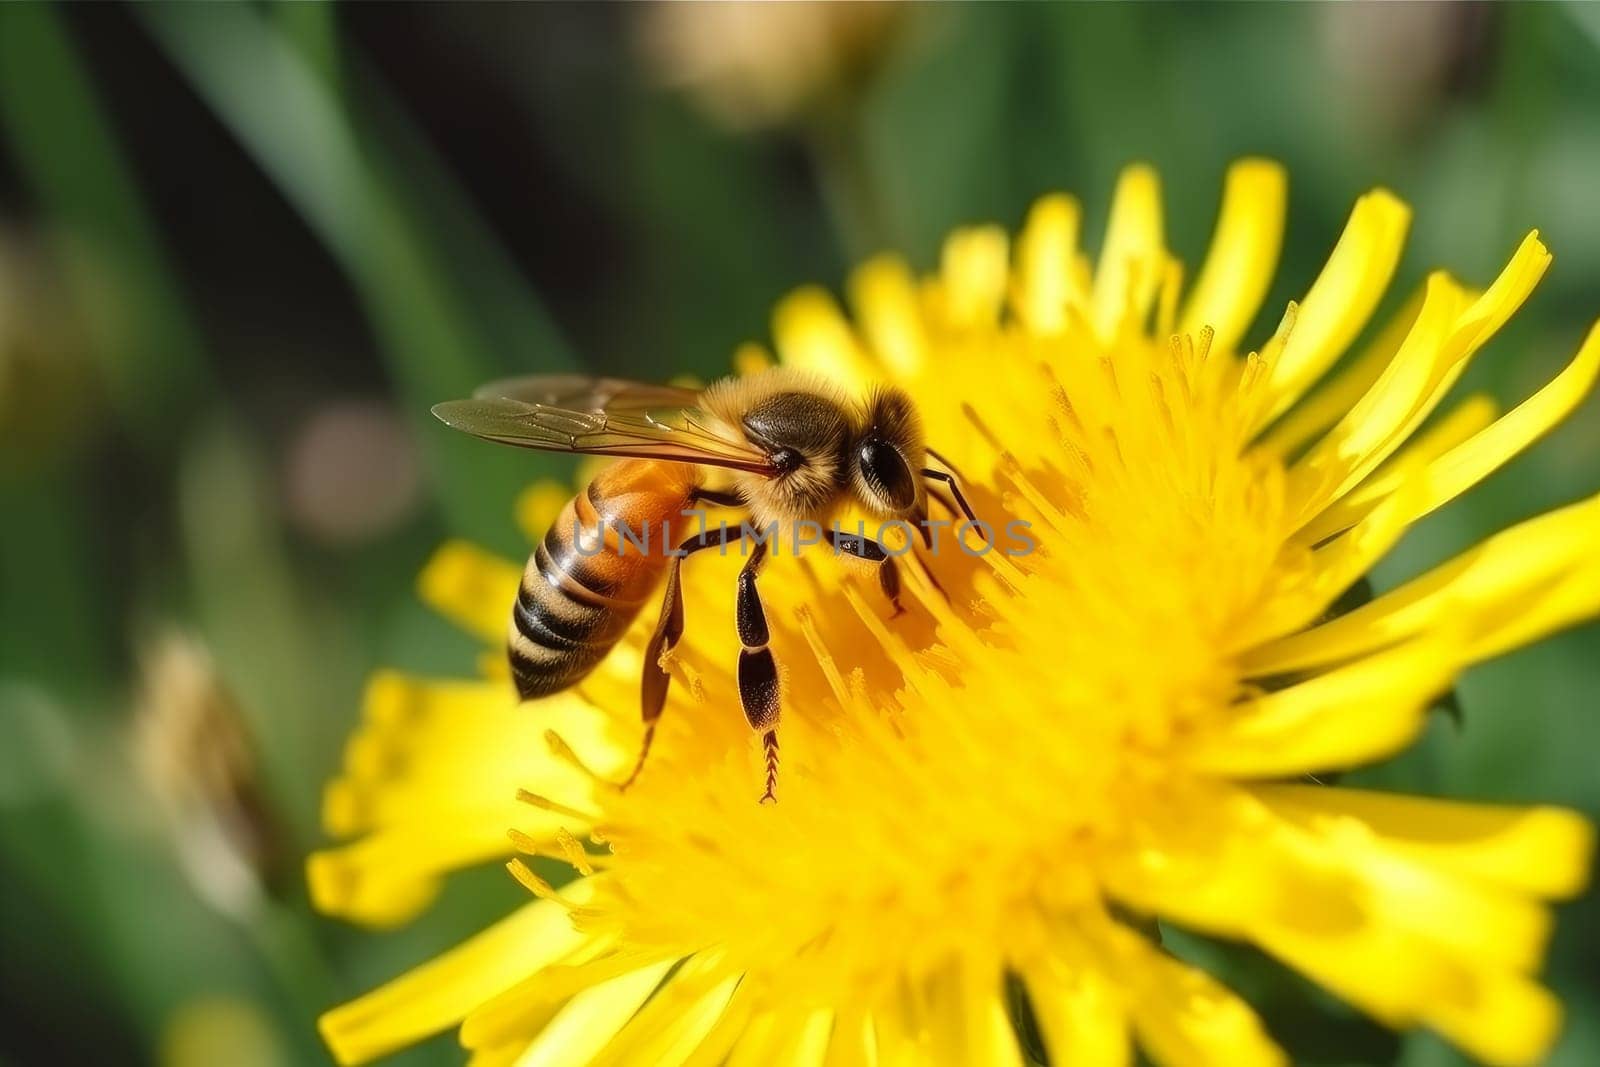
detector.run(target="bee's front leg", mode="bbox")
[826,531,903,618]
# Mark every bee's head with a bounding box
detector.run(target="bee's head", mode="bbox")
[851,386,925,518]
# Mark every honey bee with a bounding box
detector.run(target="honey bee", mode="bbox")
[433,369,977,800]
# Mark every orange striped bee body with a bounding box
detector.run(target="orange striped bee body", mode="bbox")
[511,460,699,698]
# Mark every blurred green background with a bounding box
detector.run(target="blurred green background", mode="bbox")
[1,3,1597,1065]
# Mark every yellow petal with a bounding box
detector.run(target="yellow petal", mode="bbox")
[1105,788,1441,998]
[1092,164,1165,339]
[419,541,522,646]
[1284,271,1468,520]
[1256,795,1552,973]
[511,961,672,1067]
[1260,189,1411,425]
[1132,959,1280,1067]
[774,286,878,387]
[307,808,522,925]
[940,226,1010,329]
[1153,257,1185,339]
[515,482,573,544]
[469,1044,525,1067]
[737,1013,803,1066]
[733,342,774,377]
[1107,788,1570,1067]
[321,676,615,843]
[727,1007,832,1067]
[1294,394,1497,544]
[1178,158,1287,355]
[1246,494,1600,675]
[318,897,591,1066]
[461,946,672,1051]
[1405,318,1600,525]
[867,995,938,1067]
[1232,464,1428,653]
[324,674,538,838]
[822,1012,877,1067]
[1465,555,1600,664]
[1253,785,1595,900]
[1013,193,1085,334]
[1189,638,1457,778]
[849,255,927,379]
[1290,233,1550,521]
[1107,925,1285,1067]
[959,990,1023,1067]
[1258,866,1563,1067]
[589,956,741,1067]
[1257,281,1426,458]
[311,679,617,926]
[1419,970,1563,1067]
[1024,957,1130,1067]
[919,960,1023,1067]
[685,988,758,1067]
[1450,231,1553,349]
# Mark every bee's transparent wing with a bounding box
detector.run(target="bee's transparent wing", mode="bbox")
[434,378,773,474]
[472,374,703,412]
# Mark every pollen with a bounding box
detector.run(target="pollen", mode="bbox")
[311,159,1600,1067]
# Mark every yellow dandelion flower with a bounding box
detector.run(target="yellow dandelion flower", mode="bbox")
[310,159,1600,1067]
[640,0,903,132]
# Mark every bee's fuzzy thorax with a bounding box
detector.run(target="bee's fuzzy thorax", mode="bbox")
[702,367,864,527]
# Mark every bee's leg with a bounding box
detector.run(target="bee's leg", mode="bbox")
[902,506,950,603]
[911,548,950,604]
[926,484,961,520]
[925,446,968,482]
[826,531,903,617]
[623,527,742,790]
[921,468,991,548]
[734,541,781,803]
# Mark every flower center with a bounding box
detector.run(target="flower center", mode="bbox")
[525,323,1296,1007]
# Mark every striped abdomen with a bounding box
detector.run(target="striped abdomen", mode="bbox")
[510,460,699,699]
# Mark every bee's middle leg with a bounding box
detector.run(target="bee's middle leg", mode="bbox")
[826,530,903,617]
[623,527,741,790]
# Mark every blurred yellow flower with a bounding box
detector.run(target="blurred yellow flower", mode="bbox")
[641,0,902,131]
[160,994,288,1067]
[134,628,284,922]
[0,226,97,471]
[310,159,1600,1067]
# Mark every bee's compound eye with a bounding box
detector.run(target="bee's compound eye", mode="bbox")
[859,439,916,511]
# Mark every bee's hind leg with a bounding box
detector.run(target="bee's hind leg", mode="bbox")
[734,541,781,803]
